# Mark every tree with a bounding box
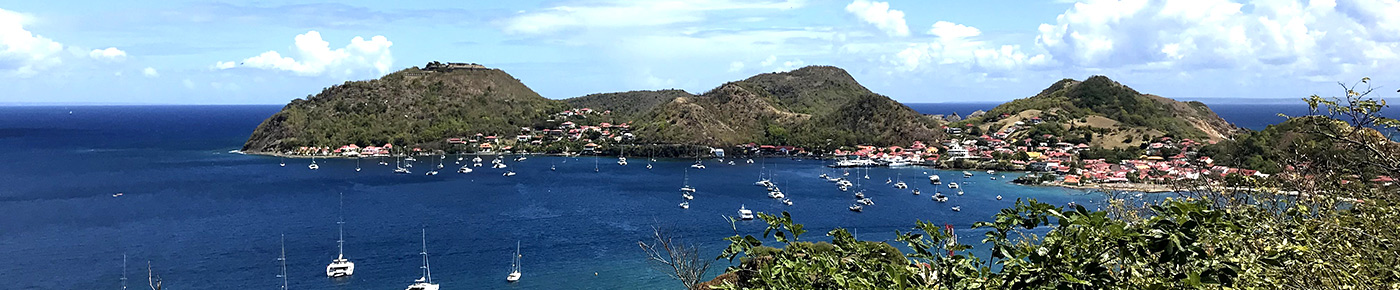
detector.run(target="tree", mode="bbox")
[639,226,714,289]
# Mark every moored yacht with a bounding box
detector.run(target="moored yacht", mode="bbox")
[963,171,974,178]
[682,192,694,200]
[929,174,942,184]
[327,194,356,278]
[405,229,440,290]
[309,158,319,170]
[948,182,959,189]
[457,166,473,173]
[679,201,690,209]
[738,205,754,220]
[506,241,522,282]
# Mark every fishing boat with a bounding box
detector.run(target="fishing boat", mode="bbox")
[506,241,522,282]
[738,205,754,220]
[405,229,440,290]
[326,194,355,277]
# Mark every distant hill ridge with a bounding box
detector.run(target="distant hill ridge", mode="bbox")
[242,63,1235,154]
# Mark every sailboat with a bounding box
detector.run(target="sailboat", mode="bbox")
[309,157,319,170]
[436,155,444,169]
[680,168,696,193]
[894,173,907,189]
[280,156,286,167]
[678,201,690,209]
[506,241,522,282]
[278,235,288,290]
[406,229,440,290]
[327,193,355,278]
[355,158,362,172]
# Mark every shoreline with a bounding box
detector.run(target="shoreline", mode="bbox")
[238,149,1200,194]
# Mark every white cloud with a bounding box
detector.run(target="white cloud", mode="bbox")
[88,47,126,62]
[728,61,745,72]
[182,79,195,89]
[760,55,778,66]
[927,21,981,39]
[845,0,909,37]
[142,67,158,77]
[218,31,394,77]
[1034,0,1400,79]
[0,8,64,77]
[503,0,805,34]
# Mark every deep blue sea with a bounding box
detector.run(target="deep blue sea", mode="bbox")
[0,101,1350,289]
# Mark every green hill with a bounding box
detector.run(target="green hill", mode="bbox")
[972,76,1238,148]
[242,65,568,153]
[626,66,941,147]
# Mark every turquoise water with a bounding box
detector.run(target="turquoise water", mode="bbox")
[0,106,1102,289]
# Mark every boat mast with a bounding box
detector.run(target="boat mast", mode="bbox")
[121,254,127,290]
[279,234,288,290]
[420,229,432,283]
[337,193,345,259]
[513,241,522,273]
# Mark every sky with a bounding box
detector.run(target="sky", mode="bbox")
[1,0,1397,105]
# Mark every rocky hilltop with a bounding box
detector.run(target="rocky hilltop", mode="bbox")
[970,76,1239,149]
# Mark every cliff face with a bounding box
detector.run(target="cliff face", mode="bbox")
[242,66,567,153]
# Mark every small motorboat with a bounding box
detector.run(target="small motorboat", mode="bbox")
[738,205,754,220]
[503,171,516,177]
[996,195,1003,200]
[690,163,706,169]
[948,182,959,189]
[112,192,123,197]
[951,206,961,212]
[957,190,964,196]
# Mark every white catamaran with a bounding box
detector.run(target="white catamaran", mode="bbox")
[326,193,355,278]
[406,229,440,290]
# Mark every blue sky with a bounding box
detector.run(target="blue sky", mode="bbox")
[1,0,1397,104]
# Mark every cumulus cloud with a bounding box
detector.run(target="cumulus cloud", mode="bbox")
[503,0,805,34]
[217,31,394,77]
[1034,0,1400,78]
[142,67,158,77]
[891,20,1048,74]
[728,61,745,72]
[88,47,126,62]
[927,21,980,39]
[845,0,909,37]
[0,8,65,76]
